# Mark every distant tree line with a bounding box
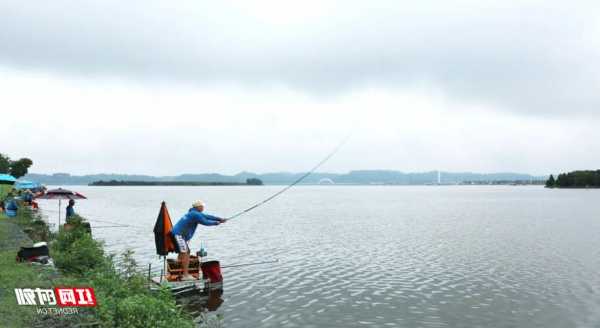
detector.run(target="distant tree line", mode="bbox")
[546,170,600,188]
[246,178,263,185]
[90,178,263,186]
[0,153,33,179]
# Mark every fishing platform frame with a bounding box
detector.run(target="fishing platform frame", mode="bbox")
[148,255,222,297]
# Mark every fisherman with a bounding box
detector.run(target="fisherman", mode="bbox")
[171,200,226,281]
[5,193,18,217]
[65,199,76,221]
[22,190,34,205]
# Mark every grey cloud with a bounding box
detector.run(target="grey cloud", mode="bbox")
[1,0,599,116]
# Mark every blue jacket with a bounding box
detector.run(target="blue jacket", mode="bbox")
[171,208,221,241]
[66,205,75,218]
[6,199,18,211]
[23,193,33,202]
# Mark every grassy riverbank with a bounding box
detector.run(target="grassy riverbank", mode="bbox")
[0,213,54,327]
[0,205,195,328]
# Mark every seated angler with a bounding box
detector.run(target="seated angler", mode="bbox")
[65,199,76,223]
[5,194,18,217]
[171,200,226,281]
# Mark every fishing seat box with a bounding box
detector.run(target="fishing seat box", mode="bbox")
[166,256,201,281]
[166,257,223,283]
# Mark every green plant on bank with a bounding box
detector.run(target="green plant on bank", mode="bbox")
[65,213,85,225]
[0,184,12,200]
[12,205,52,242]
[52,228,107,275]
[119,248,138,280]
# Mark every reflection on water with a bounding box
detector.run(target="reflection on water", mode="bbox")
[177,288,224,327]
[179,288,224,313]
[39,186,600,327]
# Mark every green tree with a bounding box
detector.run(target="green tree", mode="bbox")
[552,170,600,188]
[9,158,33,178]
[556,173,567,187]
[593,170,600,186]
[545,174,556,188]
[0,153,10,173]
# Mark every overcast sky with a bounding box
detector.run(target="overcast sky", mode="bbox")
[1,0,599,175]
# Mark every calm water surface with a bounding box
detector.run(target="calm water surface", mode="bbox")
[38,186,600,327]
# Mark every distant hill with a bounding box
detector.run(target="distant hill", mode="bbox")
[24,171,546,186]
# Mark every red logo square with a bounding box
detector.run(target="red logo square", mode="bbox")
[54,287,97,307]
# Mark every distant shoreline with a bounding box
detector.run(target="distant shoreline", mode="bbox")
[89,179,263,186]
[90,181,245,186]
[85,181,547,187]
[25,170,547,186]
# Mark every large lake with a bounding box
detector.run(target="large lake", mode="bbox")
[38,186,600,327]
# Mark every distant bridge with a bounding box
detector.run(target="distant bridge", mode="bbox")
[318,178,335,185]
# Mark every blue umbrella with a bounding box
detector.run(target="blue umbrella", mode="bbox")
[0,174,16,185]
[15,180,41,190]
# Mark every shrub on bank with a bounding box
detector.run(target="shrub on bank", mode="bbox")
[106,293,194,328]
[53,228,107,275]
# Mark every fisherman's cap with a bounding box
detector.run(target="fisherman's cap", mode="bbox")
[192,200,205,208]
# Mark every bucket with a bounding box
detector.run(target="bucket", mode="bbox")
[201,261,222,283]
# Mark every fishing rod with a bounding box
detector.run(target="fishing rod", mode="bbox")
[40,133,350,232]
[226,134,351,220]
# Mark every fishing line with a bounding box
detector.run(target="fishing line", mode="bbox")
[221,259,279,268]
[38,132,350,226]
[87,219,145,229]
[226,133,351,220]
[39,208,146,230]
